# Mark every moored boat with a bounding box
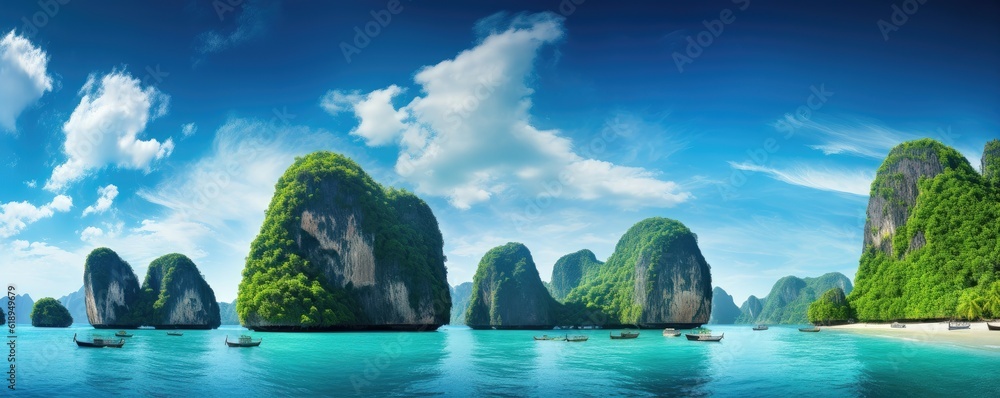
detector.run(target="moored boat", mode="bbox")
[610,331,639,340]
[891,322,906,328]
[685,329,723,342]
[114,330,133,337]
[798,326,821,332]
[948,321,971,330]
[226,335,262,347]
[565,335,589,342]
[167,331,184,336]
[752,324,768,331]
[74,333,125,348]
[987,323,1000,331]
[662,328,681,337]
[533,335,563,341]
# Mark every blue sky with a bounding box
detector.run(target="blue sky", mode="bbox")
[0,0,997,305]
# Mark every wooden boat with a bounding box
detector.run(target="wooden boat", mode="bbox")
[987,323,1000,331]
[752,324,768,331]
[662,328,681,337]
[565,335,589,342]
[74,333,125,348]
[610,331,639,340]
[891,322,906,328]
[685,332,724,342]
[225,335,261,347]
[798,326,821,332]
[167,331,184,336]
[114,330,133,337]
[948,321,971,330]
[533,335,563,341]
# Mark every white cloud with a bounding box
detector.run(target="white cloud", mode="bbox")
[0,240,83,299]
[0,30,53,132]
[321,86,408,146]
[0,195,73,237]
[328,12,691,210]
[24,180,36,188]
[82,184,119,216]
[181,123,197,137]
[45,70,174,192]
[129,117,348,301]
[729,161,874,196]
[80,226,104,242]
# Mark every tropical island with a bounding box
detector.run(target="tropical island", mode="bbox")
[30,297,73,327]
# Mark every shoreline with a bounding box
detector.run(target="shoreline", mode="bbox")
[826,321,1000,352]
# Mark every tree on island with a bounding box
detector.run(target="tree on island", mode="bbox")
[807,288,852,326]
[30,297,74,327]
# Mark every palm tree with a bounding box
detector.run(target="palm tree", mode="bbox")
[956,293,985,321]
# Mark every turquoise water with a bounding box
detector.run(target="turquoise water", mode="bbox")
[9,324,1000,396]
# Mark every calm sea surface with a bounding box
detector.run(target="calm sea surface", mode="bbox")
[9,324,1000,396]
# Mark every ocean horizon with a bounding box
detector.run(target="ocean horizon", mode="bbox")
[11,324,1000,396]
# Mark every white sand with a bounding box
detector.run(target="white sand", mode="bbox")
[826,321,1000,351]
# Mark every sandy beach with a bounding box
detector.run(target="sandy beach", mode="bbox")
[827,321,1000,351]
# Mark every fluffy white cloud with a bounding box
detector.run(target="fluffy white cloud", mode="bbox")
[0,195,73,237]
[0,240,83,299]
[321,86,408,146]
[327,12,691,210]
[729,161,874,196]
[181,123,197,137]
[45,70,174,192]
[80,226,104,242]
[82,184,119,216]
[0,30,53,132]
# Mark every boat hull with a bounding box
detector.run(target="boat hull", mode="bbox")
[225,341,262,347]
[798,328,821,332]
[685,334,723,341]
[988,323,1000,331]
[73,334,125,348]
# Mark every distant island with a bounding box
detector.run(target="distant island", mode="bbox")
[82,247,221,329]
[465,217,713,330]
[734,273,853,325]
[30,297,73,327]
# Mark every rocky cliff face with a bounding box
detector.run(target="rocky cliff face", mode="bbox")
[141,254,221,329]
[549,249,603,302]
[218,301,240,325]
[736,295,764,323]
[564,217,712,328]
[849,139,997,321]
[708,287,741,324]
[238,152,450,331]
[465,243,557,329]
[862,139,969,255]
[84,248,143,329]
[739,273,853,324]
[449,282,473,325]
[58,287,88,325]
[983,139,1000,184]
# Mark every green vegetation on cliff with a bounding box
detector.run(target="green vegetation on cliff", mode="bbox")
[449,282,473,325]
[739,273,852,324]
[849,139,1000,321]
[982,139,1000,185]
[807,288,851,325]
[564,217,712,326]
[30,297,73,327]
[549,249,603,301]
[237,151,449,327]
[465,243,557,328]
[140,253,221,328]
